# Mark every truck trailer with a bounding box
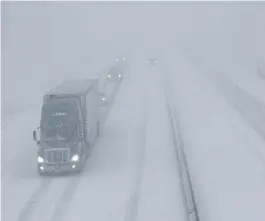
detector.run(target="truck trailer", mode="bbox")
[33,79,100,175]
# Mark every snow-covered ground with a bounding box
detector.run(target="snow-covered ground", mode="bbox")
[2,59,188,221]
[2,58,265,221]
[205,70,265,142]
[165,53,265,221]
[3,53,265,221]
[60,62,187,221]
[2,2,265,221]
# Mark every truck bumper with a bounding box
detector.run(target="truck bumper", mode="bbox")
[38,162,82,175]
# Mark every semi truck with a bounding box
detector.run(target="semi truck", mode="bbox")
[33,79,100,175]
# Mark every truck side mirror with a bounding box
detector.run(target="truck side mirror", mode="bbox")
[33,128,40,145]
[33,130,37,141]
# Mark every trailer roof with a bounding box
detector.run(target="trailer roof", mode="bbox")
[45,79,96,96]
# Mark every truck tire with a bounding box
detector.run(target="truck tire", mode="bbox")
[38,170,45,176]
[75,166,82,174]
[75,158,85,174]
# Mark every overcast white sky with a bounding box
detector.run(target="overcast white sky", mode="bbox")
[2,2,265,114]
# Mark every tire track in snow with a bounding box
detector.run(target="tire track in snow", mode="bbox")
[15,77,122,221]
[124,86,149,221]
[16,130,97,221]
[164,88,200,221]
[49,148,95,221]
[161,64,200,221]
[17,141,97,221]
[47,79,123,221]
[124,64,199,221]
[49,178,80,221]
[16,178,52,221]
[123,63,157,221]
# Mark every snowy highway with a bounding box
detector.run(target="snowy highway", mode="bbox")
[2,60,190,221]
[2,55,265,221]
[2,2,265,221]
[2,53,265,221]
[165,54,265,221]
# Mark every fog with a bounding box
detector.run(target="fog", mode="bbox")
[2,2,264,115]
[2,2,265,221]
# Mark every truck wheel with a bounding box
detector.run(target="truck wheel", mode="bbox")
[38,171,45,176]
[75,167,82,174]
[75,160,85,174]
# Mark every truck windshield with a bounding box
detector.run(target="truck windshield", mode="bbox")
[40,98,80,142]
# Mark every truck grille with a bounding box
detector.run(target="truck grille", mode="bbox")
[44,148,70,164]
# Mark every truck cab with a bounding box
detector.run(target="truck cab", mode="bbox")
[33,79,99,175]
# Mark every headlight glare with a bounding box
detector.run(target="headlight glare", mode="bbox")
[38,156,44,163]
[71,154,79,161]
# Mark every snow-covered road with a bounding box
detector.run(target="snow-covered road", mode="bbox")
[2,55,265,221]
[2,60,187,221]
[57,63,187,221]
[165,53,265,221]
[3,2,265,221]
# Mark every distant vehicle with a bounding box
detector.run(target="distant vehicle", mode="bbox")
[146,57,157,65]
[33,79,100,175]
[115,55,127,62]
[98,80,108,106]
[100,95,108,106]
[107,66,123,82]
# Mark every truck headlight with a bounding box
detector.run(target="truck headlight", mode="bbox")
[118,74,122,78]
[38,156,44,163]
[108,74,111,78]
[71,155,79,161]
